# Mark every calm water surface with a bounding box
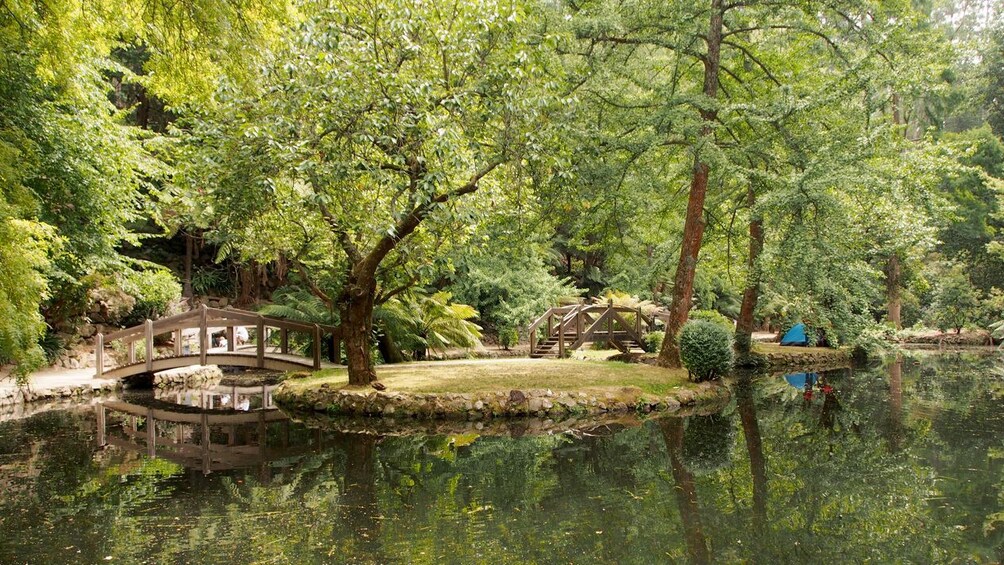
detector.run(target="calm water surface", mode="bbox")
[1,352,1003,564]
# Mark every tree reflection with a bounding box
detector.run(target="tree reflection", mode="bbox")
[735,377,768,525]
[333,433,384,560]
[886,354,904,452]
[658,417,710,565]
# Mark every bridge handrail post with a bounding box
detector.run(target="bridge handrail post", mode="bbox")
[558,317,565,358]
[257,315,266,369]
[280,328,289,354]
[313,324,321,369]
[530,327,536,356]
[635,307,642,339]
[199,305,208,366]
[95,333,104,378]
[145,319,154,373]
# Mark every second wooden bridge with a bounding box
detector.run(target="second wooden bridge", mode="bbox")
[528,303,661,358]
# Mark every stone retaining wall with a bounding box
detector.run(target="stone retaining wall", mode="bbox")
[761,349,852,371]
[274,381,730,421]
[153,365,223,389]
[0,380,119,412]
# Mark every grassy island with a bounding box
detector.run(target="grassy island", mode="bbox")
[274,358,729,420]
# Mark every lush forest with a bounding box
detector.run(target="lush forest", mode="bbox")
[1,0,1003,382]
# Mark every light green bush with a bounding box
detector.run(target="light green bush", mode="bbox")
[678,320,733,381]
[498,326,519,350]
[122,269,182,326]
[642,331,664,353]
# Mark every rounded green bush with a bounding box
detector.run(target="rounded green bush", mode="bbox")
[642,331,664,353]
[678,319,734,381]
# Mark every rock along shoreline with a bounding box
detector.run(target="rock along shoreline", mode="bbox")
[274,379,731,421]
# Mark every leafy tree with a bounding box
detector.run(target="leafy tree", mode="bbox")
[0,217,57,379]
[930,264,981,333]
[560,0,938,367]
[449,254,579,335]
[934,127,1004,291]
[184,0,562,384]
[981,21,1004,137]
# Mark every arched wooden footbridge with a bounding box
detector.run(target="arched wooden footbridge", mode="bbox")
[95,305,340,379]
[528,303,662,358]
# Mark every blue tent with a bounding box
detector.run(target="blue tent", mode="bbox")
[780,323,810,346]
[784,372,818,389]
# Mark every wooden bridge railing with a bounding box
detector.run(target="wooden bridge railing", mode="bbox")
[95,305,340,378]
[528,303,658,358]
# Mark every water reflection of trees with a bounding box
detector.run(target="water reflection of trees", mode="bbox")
[5,356,1004,561]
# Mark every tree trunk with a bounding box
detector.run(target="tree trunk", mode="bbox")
[659,418,711,564]
[376,331,406,364]
[735,186,764,356]
[658,0,724,368]
[183,232,194,298]
[885,254,902,330]
[341,272,378,385]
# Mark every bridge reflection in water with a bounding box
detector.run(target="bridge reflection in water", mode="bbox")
[95,384,313,477]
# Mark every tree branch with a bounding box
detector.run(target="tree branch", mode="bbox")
[361,158,504,274]
[375,275,419,305]
[290,258,334,308]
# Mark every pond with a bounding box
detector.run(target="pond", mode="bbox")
[1,352,1002,563]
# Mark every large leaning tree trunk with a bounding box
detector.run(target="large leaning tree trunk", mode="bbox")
[326,163,501,386]
[658,0,724,368]
[735,184,764,357]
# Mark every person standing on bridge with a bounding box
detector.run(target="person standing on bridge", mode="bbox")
[235,326,249,345]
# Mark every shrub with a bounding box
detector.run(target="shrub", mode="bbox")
[498,326,519,350]
[678,320,733,381]
[642,331,664,353]
[449,254,580,333]
[122,269,183,326]
[83,272,136,325]
[688,309,733,333]
[849,324,894,362]
[377,291,482,360]
[191,266,234,296]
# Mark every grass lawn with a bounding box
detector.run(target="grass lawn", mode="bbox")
[282,358,692,397]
